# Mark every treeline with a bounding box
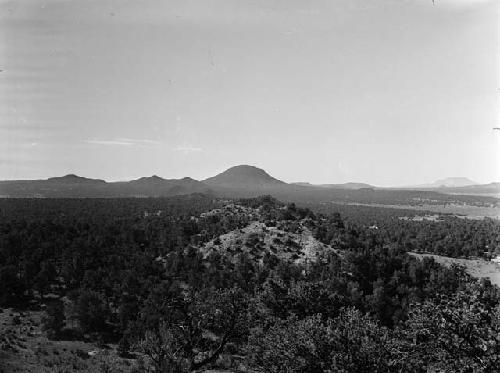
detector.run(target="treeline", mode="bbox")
[0,196,499,372]
[310,202,500,259]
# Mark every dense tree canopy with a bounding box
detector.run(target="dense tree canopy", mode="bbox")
[0,195,498,372]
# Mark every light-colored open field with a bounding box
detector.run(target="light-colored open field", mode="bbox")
[409,252,500,287]
[341,202,500,219]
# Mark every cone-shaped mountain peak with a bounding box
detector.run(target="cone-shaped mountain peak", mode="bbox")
[203,165,286,188]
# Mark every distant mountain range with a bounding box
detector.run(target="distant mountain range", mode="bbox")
[435,182,500,196]
[292,182,374,190]
[401,177,478,189]
[392,177,500,196]
[431,177,477,188]
[292,177,498,196]
[0,174,211,198]
[0,165,498,199]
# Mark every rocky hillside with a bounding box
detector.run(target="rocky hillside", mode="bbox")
[201,220,336,264]
[192,201,337,264]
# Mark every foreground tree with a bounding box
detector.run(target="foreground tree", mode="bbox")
[396,282,500,372]
[136,287,248,372]
[247,308,394,373]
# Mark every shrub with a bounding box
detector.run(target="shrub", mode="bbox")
[42,300,65,339]
[74,290,109,334]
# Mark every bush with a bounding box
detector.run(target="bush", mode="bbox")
[74,290,110,334]
[0,265,25,306]
[42,300,65,339]
[117,337,131,357]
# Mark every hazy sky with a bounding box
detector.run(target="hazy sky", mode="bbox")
[1,0,499,186]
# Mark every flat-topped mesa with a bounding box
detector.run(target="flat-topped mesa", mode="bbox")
[433,177,477,188]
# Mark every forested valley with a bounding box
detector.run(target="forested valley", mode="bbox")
[0,195,499,372]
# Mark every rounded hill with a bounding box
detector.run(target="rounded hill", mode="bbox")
[203,165,286,189]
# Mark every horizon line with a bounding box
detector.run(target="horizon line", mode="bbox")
[0,165,497,188]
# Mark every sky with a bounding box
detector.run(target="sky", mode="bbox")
[1,0,499,186]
